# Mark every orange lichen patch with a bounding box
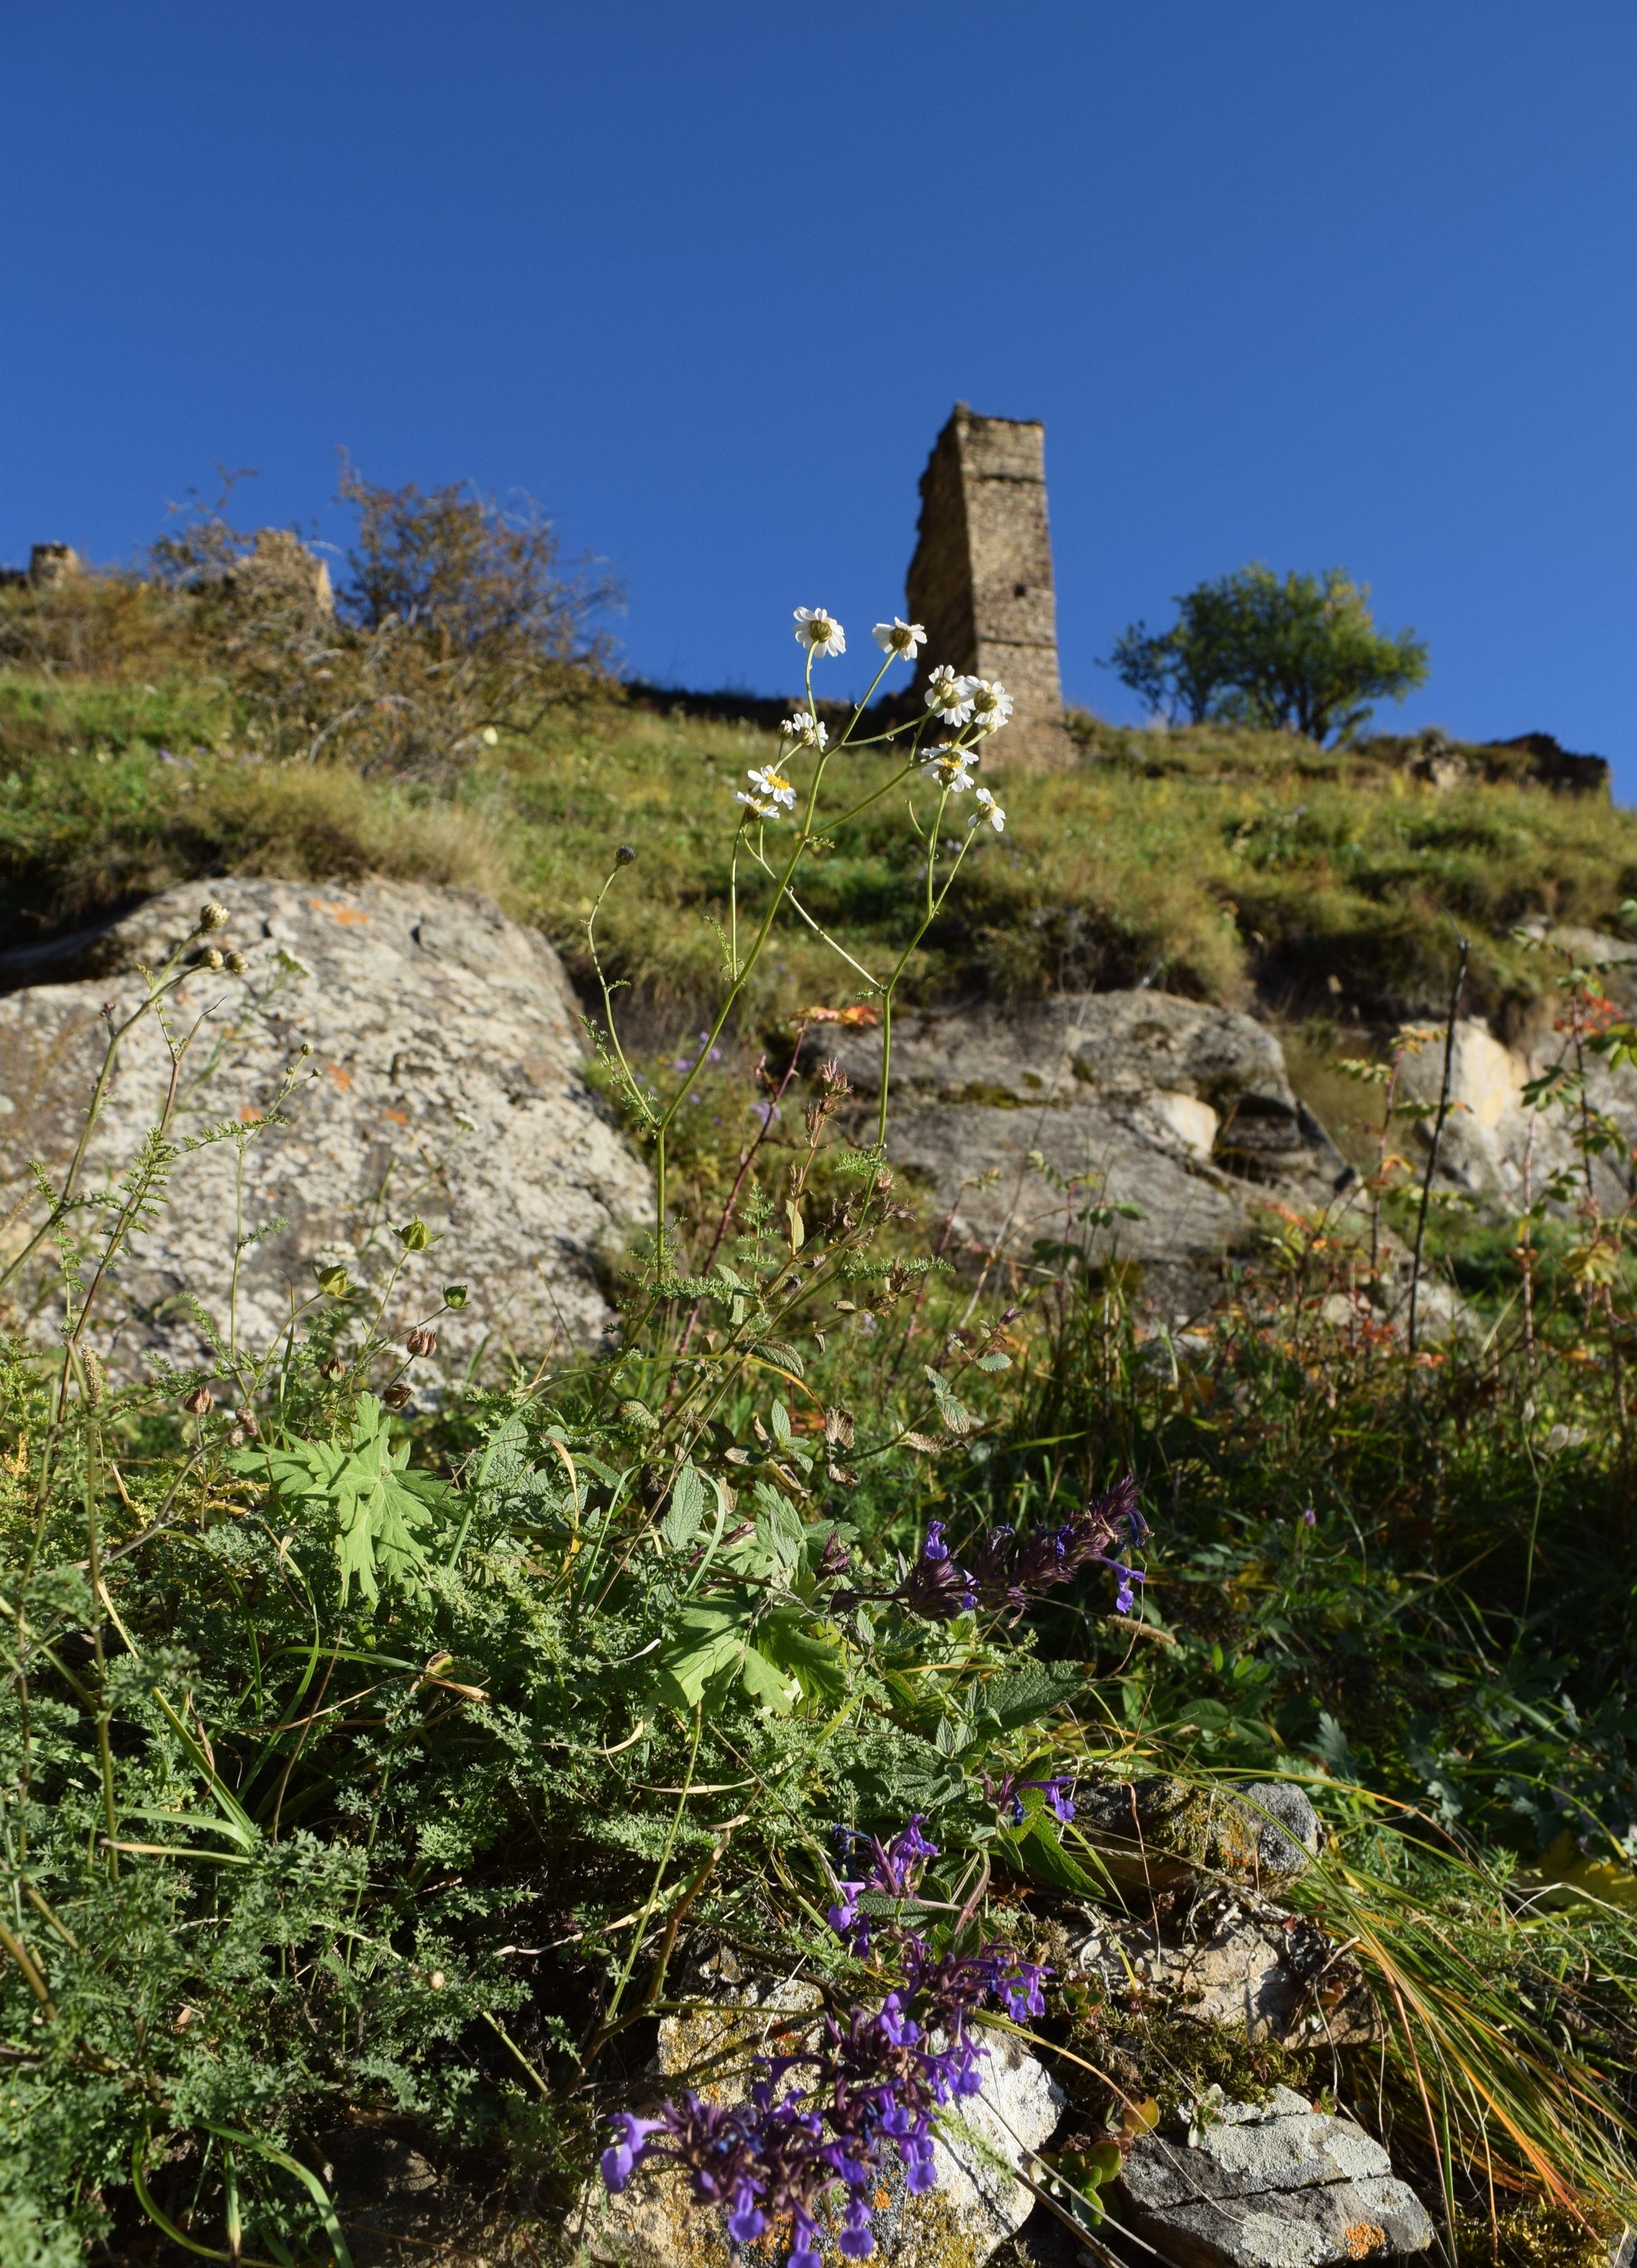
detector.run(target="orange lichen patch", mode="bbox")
[309,899,371,925]
[1344,2223,1387,2258]
[238,1106,262,1124]
[327,1064,353,1091]
[382,1108,408,1124]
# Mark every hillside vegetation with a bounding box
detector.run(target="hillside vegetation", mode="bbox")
[2,652,1634,1043]
[2,538,1637,2268]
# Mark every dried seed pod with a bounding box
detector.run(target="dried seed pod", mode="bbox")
[234,1407,259,1436]
[615,844,637,865]
[227,1426,245,1447]
[199,901,229,931]
[82,1350,106,1407]
[404,1326,438,1358]
[181,1383,214,1416]
[320,1355,348,1381]
[382,1383,413,1410]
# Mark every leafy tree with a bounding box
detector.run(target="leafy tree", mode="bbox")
[1106,563,1428,744]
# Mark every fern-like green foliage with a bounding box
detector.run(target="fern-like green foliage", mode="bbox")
[237,1393,452,1604]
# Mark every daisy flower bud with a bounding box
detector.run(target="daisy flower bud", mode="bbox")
[925,666,976,725]
[199,901,229,932]
[873,617,926,662]
[781,710,828,750]
[793,607,846,659]
[967,678,1014,733]
[199,946,225,971]
[224,949,249,975]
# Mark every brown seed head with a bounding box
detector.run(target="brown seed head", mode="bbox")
[405,1326,438,1358]
[320,1355,348,1381]
[382,1383,413,1410]
[181,1383,214,1416]
[234,1407,259,1435]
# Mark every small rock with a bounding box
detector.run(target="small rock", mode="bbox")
[1116,2087,1434,2268]
[1074,1778,1320,1893]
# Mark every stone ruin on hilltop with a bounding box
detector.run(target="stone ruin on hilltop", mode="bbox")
[906,402,1070,766]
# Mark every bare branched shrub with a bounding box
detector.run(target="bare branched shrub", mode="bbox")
[5,465,623,784]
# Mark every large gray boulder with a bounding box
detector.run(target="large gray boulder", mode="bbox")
[1116,2087,1434,2268]
[818,994,1347,1311]
[0,878,650,1381]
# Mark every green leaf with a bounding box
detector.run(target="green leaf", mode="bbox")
[753,1606,849,1705]
[978,1660,1085,1734]
[1002,1812,1099,1893]
[662,1462,707,1550]
[658,1594,756,1706]
[244,1394,448,1606]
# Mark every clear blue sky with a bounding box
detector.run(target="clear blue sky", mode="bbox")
[4,5,1635,784]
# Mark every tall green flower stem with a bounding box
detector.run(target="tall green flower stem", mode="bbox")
[584,627,1003,1281]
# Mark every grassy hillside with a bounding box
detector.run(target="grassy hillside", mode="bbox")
[5,588,1637,2262]
[3,668,1635,1047]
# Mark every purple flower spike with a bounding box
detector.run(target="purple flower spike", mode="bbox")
[923,1520,950,1562]
[789,2213,823,2268]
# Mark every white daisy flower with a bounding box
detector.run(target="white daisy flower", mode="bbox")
[746,764,797,811]
[922,744,976,793]
[925,665,976,724]
[873,617,927,662]
[781,710,829,750]
[967,679,1014,734]
[794,607,846,658]
[972,785,1006,832]
[735,790,779,819]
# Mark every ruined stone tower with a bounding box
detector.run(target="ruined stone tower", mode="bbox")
[906,404,1068,765]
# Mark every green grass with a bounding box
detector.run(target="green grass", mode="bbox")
[5,672,1635,1038]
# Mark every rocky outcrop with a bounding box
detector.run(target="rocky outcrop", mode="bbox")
[0,878,649,1381]
[818,994,1348,1311]
[1115,2087,1435,2268]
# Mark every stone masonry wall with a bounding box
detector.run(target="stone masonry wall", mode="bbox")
[906,404,1068,766]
